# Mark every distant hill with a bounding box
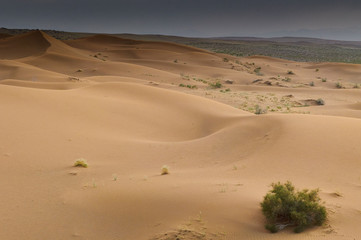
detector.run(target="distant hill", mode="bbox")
[215,36,361,47]
[2,27,361,63]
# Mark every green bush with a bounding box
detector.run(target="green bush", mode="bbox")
[74,158,88,168]
[316,98,325,105]
[255,105,266,115]
[335,82,344,89]
[261,181,327,233]
[209,81,222,89]
[254,67,263,76]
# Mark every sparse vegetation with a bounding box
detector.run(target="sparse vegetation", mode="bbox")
[180,73,190,80]
[220,88,231,93]
[209,81,222,89]
[335,82,344,89]
[353,84,360,89]
[179,83,197,89]
[309,81,315,87]
[254,67,263,76]
[255,105,266,115]
[74,158,88,168]
[223,57,229,62]
[261,181,327,233]
[161,165,169,175]
[287,70,295,75]
[316,98,325,105]
[112,174,118,181]
[315,68,319,72]
[282,77,291,82]
[321,78,327,82]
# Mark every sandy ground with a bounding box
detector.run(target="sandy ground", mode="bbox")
[0,31,360,240]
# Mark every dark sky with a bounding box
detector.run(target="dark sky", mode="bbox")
[2,0,361,40]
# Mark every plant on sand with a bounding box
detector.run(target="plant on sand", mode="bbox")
[261,181,327,233]
[74,158,88,168]
[254,67,263,76]
[254,105,267,115]
[209,81,222,89]
[161,165,169,175]
[335,82,344,89]
[316,98,325,105]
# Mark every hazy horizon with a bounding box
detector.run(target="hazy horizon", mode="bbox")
[1,0,361,41]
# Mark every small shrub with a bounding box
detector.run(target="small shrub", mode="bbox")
[261,181,327,233]
[161,165,169,175]
[174,59,178,63]
[255,105,266,115]
[321,78,327,82]
[335,82,344,89]
[353,84,360,89]
[179,83,186,87]
[316,98,325,105]
[74,158,88,168]
[287,70,295,75]
[315,68,319,72]
[282,77,291,82]
[254,67,263,76]
[223,58,229,62]
[309,81,315,87]
[209,81,222,89]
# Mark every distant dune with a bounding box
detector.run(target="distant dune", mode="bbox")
[0,30,360,240]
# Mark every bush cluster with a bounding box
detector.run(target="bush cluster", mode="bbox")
[261,181,327,233]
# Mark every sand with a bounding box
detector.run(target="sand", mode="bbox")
[0,30,360,240]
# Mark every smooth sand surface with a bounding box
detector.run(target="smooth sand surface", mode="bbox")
[0,31,360,240]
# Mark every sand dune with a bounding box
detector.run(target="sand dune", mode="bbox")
[0,31,360,240]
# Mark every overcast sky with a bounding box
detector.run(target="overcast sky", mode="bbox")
[1,0,361,40]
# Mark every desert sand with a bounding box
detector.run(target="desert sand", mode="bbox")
[0,30,360,240]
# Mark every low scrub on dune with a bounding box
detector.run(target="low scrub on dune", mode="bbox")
[261,181,327,233]
[74,158,88,168]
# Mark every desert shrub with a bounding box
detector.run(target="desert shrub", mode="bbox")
[287,70,295,75]
[315,68,319,72]
[209,81,222,88]
[282,77,291,82]
[255,105,266,115]
[223,58,229,62]
[316,98,325,105]
[254,67,263,76]
[353,84,360,89]
[335,82,344,89]
[321,78,327,82]
[261,181,327,233]
[161,165,169,175]
[309,81,315,86]
[74,158,88,168]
